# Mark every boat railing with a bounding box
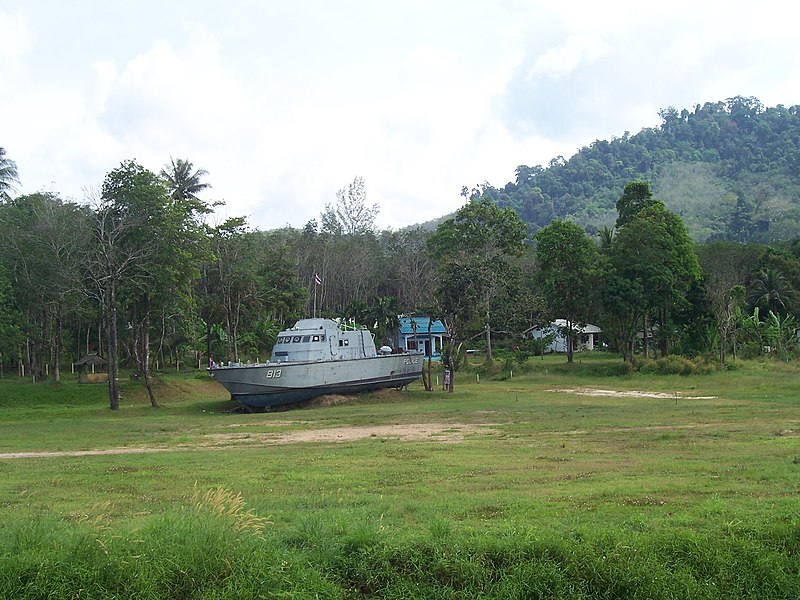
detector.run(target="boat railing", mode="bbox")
[335,318,369,332]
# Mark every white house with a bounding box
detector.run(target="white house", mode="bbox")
[525,319,602,353]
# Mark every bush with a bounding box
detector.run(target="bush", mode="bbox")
[637,355,718,375]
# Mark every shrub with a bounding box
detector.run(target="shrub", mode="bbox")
[636,355,719,375]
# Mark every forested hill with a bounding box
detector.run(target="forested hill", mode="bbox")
[479,96,800,243]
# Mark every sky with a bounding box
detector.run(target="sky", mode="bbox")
[3,0,800,231]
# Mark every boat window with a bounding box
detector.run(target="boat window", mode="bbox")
[292,336,301,343]
[302,336,310,342]
[312,335,320,342]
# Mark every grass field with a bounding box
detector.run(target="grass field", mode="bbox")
[0,354,798,598]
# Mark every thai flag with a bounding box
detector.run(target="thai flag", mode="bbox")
[314,273,322,286]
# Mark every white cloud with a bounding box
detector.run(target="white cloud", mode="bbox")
[528,35,608,80]
[3,1,800,230]
[0,10,29,65]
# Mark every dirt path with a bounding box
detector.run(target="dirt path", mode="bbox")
[0,423,486,459]
[549,387,717,399]
[0,388,731,460]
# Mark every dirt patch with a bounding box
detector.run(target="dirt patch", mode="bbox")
[0,447,178,459]
[0,423,489,460]
[203,423,485,445]
[549,387,717,400]
[267,423,483,444]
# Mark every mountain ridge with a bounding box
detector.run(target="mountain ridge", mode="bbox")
[474,96,800,243]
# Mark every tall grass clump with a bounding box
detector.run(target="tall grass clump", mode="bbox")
[636,355,717,375]
[0,490,340,599]
[296,523,800,598]
[1,512,798,597]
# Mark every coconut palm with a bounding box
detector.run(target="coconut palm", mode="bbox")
[597,225,615,252]
[746,267,795,316]
[160,157,211,212]
[0,147,20,202]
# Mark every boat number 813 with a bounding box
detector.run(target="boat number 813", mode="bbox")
[265,370,282,378]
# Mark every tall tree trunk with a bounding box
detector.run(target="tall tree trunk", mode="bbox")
[141,294,158,407]
[107,276,120,410]
[206,318,212,368]
[135,294,158,408]
[224,295,234,362]
[566,318,574,364]
[424,320,433,391]
[642,314,649,359]
[51,303,62,382]
[25,336,34,383]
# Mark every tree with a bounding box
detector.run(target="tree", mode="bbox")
[747,267,795,316]
[0,147,19,202]
[605,183,701,358]
[89,160,210,409]
[160,157,212,211]
[428,198,527,375]
[383,228,436,311]
[534,221,599,363]
[596,258,645,361]
[0,263,23,376]
[367,296,400,346]
[321,176,379,235]
[698,241,763,362]
[615,180,658,229]
[202,220,306,364]
[0,193,89,382]
[597,225,615,251]
[89,189,154,410]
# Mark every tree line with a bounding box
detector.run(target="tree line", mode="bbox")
[0,152,442,407]
[2,145,800,406]
[431,180,800,384]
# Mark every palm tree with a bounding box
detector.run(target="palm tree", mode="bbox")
[0,147,20,201]
[160,157,211,212]
[597,225,615,252]
[746,268,795,316]
[370,296,400,345]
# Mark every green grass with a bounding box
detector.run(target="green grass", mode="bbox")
[0,354,798,598]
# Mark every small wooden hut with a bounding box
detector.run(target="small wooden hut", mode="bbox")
[75,354,108,383]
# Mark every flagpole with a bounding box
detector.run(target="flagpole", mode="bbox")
[313,273,321,318]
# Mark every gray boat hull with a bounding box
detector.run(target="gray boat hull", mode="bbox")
[210,353,423,409]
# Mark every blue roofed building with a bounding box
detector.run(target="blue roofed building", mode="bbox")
[390,316,447,358]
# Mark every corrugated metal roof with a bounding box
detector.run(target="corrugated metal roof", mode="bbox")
[398,316,447,334]
[74,354,106,366]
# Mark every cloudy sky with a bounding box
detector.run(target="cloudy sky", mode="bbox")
[3,1,799,231]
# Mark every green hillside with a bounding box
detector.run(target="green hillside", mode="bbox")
[480,96,800,242]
